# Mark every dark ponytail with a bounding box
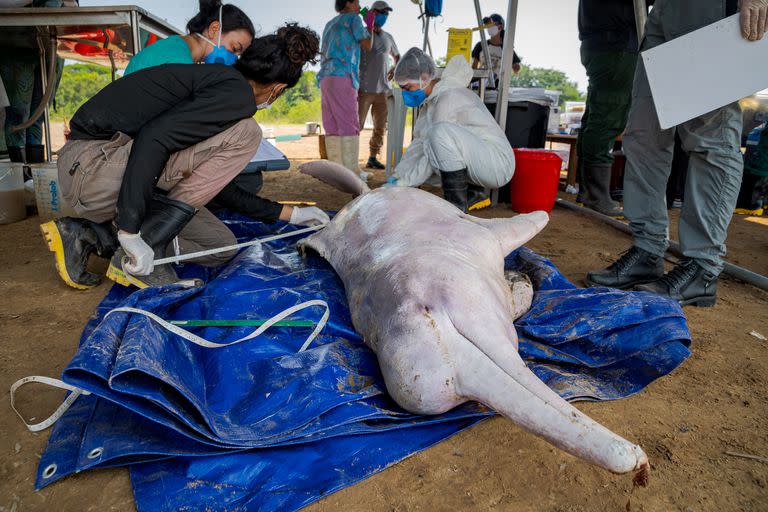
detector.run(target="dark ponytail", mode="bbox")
[235,23,320,88]
[186,0,255,38]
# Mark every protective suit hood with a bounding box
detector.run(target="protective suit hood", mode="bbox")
[429,55,474,101]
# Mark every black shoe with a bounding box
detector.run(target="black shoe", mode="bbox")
[366,157,385,170]
[440,168,469,212]
[635,259,717,307]
[26,144,46,164]
[585,246,664,290]
[40,217,117,289]
[107,194,199,289]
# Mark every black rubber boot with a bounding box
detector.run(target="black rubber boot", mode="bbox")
[440,168,469,213]
[467,183,490,211]
[583,163,623,217]
[8,146,26,163]
[25,144,46,164]
[40,217,117,289]
[635,259,717,307]
[107,195,198,289]
[585,246,664,290]
[366,157,385,169]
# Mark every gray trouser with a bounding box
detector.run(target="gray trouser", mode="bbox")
[623,0,743,275]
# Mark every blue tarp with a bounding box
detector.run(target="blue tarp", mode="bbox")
[35,214,691,511]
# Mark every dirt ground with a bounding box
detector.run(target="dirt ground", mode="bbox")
[1,125,767,512]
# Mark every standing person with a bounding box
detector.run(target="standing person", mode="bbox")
[358,0,399,170]
[575,0,644,217]
[0,0,70,164]
[391,49,514,212]
[586,0,767,307]
[40,25,321,291]
[470,13,521,89]
[124,0,254,74]
[318,0,372,177]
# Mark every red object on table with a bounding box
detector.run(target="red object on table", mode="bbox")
[509,148,563,213]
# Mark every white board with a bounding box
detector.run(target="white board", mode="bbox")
[642,14,768,129]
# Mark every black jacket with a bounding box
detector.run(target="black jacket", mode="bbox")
[578,0,644,53]
[70,64,257,233]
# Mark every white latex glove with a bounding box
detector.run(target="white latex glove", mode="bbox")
[289,206,330,227]
[741,0,768,41]
[117,231,155,275]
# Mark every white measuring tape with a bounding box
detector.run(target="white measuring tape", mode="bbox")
[105,299,329,352]
[118,224,325,285]
[155,224,324,265]
[10,376,91,432]
[11,300,329,432]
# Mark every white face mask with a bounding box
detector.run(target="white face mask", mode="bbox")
[487,25,500,38]
[257,85,280,111]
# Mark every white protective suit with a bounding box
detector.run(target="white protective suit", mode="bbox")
[393,56,515,188]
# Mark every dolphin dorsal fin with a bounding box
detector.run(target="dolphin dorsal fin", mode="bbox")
[472,211,549,256]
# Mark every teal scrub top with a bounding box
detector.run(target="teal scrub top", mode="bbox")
[124,35,194,76]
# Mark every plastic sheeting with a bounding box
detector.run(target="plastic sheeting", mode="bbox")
[34,214,691,511]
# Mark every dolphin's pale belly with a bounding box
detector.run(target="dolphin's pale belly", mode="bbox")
[302,187,650,485]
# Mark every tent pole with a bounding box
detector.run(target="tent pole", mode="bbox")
[633,0,648,45]
[473,0,495,86]
[494,0,518,131]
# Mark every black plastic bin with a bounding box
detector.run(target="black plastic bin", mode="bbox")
[484,100,550,149]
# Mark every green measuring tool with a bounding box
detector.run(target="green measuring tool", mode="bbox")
[170,319,314,328]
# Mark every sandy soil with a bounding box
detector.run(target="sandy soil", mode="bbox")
[1,125,767,512]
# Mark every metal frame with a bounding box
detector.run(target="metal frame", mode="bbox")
[633,0,648,45]
[0,6,182,162]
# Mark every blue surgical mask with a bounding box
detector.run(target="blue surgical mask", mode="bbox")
[402,88,428,108]
[196,6,238,66]
[375,13,388,27]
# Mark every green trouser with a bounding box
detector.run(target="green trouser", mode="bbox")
[576,46,637,167]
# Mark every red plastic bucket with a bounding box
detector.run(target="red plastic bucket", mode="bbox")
[509,148,563,213]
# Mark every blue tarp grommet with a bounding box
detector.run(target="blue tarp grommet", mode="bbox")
[87,448,103,460]
[42,464,57,479]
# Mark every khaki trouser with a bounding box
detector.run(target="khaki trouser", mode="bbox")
[358,91,388,158]
[57,118,261,266]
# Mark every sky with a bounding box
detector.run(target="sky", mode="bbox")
[81,0,589,91]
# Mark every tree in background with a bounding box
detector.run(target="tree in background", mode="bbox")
[255,71,321,125]
[509,65,584,105]
[53,63,112,120]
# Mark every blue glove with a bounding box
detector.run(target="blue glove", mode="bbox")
[382,176,398,189]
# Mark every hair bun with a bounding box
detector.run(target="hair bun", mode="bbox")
[198,0,223,15]
[277,22,320,65]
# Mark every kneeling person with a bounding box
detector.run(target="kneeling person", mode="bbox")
[390,48,515,212]
[41,26,321,290]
